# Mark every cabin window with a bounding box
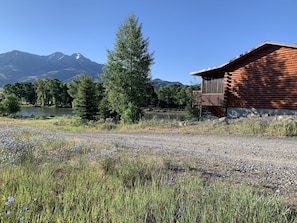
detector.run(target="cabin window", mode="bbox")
[202,76,224,93]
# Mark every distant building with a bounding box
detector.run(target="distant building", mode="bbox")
[190,41,297,118]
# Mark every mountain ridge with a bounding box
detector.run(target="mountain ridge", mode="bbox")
[0,50,104,86]
[0,50,182,88]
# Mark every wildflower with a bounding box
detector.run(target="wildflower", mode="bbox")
[71,143,82,152]
[178,207,186,214]
[6,210,10,215]
[101,149,114,156]
[8,196,14,202]
[20,216,24,221]
[5,196,15,205]
[33,198,37,202]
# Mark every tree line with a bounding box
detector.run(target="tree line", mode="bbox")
[0,77,199,117]
[0,14,200,122]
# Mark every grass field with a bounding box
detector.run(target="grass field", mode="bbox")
[1,114,297,136]
[1,123,297,222]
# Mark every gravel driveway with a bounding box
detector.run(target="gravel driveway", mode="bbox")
[60,131,297,205]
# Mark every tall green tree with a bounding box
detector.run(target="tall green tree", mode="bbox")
[22,82,37,105]
[59,82,72,107]
[72,75,99,121]
[2,82,36,104]
[101,14,154,123]
[67,75,85,99]
[33,78,71,107]
[157,84,180,108]
[47,78,63,106]
[33,78,48,106]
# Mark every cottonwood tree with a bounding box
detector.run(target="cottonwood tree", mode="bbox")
[101,14,154,123]
[33,78,71,107]
[33,78,48,106]
[3,82,36,105]
[47,78,63,106]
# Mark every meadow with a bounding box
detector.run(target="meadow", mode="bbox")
[1,118,297,222]
[5,113,297,136]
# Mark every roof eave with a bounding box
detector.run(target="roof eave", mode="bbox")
[190,66,225,76]
[190,41,297,77]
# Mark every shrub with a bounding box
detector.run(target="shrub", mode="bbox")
[275,116,297,136]
[0,94,21,116]
[120,102,143,125]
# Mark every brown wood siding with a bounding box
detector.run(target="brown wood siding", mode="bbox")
[226,46,297,110]
[201,93,224,106]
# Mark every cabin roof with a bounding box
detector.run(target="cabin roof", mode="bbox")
[190,41,297,76]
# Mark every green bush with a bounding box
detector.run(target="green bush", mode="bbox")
[0,94,21,116]
[120,102,143,124]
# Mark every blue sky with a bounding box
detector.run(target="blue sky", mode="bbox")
[0,1,296,85]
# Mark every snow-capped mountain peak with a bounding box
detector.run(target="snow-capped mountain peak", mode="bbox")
[49,52,65,60]
[0,50,104,86]
[75,53,81,60]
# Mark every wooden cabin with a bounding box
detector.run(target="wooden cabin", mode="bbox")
[190,41,297,118]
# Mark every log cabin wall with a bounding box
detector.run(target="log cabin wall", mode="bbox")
[226,45,297,110]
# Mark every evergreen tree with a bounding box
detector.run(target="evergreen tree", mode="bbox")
[67,75,84,99]
[72,75,99,121]
[101,14,154,123]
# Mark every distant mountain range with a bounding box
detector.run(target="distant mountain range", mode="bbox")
[0,50,103,86]
[0,50,182,88]
[152,79,183,89]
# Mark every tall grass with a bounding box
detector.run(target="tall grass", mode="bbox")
[0,127,296,222]
[182,115,297,136]
[2,113,297,136]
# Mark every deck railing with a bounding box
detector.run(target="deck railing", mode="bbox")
[192,91,224,106]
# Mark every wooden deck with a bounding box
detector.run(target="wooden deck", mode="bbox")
[193,91,224,106]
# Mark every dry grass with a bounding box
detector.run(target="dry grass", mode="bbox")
[1,113,297,137]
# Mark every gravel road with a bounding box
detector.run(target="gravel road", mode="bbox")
[60,131,297,205]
